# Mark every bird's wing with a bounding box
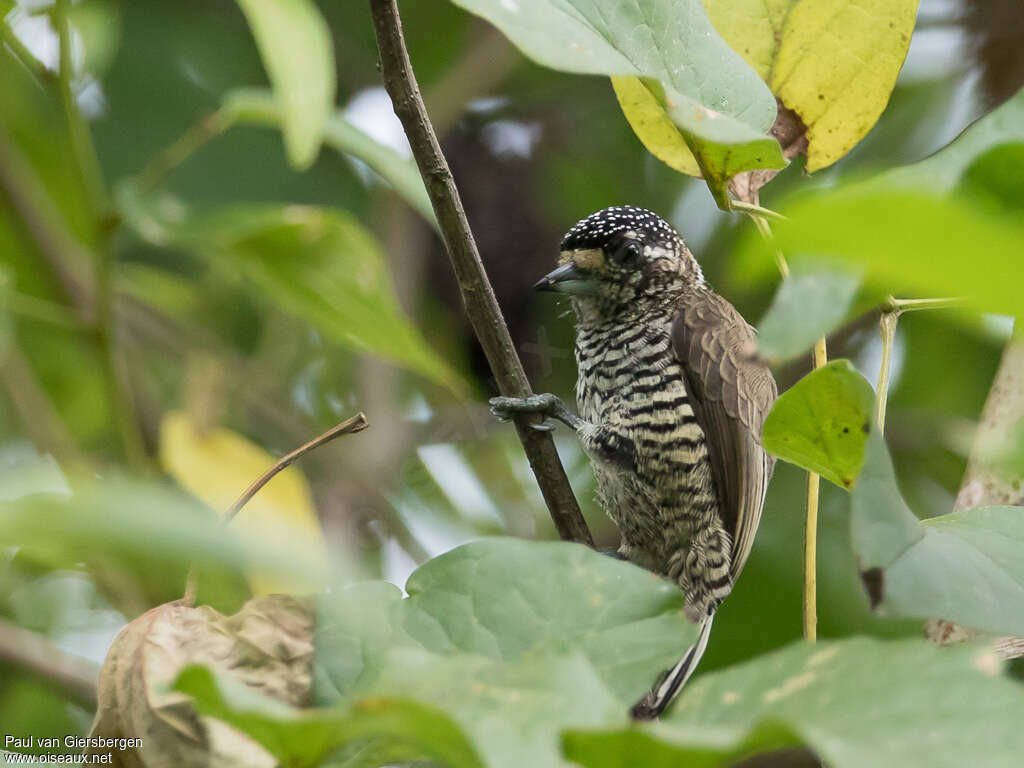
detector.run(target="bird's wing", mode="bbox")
[671,288,777,580]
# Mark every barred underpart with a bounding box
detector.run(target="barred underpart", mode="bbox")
[575,298,732,620]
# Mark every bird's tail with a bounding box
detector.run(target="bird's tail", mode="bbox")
[631,612,714,720]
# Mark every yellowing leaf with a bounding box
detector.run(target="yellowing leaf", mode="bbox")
[159,411,329,596]
[770,0,918,171]
[613,76,786,205]
[703,0,798,80]
[612,77,699,177]
[704,0,918,171]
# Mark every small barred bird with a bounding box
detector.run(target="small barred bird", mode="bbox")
[491,206,777,719]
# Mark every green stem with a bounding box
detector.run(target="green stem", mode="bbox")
[875,310,898,432]
[746,208,822,641]
[750,213,790,278]
[135,109,234,194]
[1,287,85,329]
[55,0,145,467]
[1,19,54,84]
[55,0,106,210]
[730,199,788,221]
[883,296,962,314]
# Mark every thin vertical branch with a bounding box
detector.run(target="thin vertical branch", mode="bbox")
[876,310,898,431]
[55,0,105,209]
[55,0,146,466]
[803,336,827,641]
[747,207,823,641]
[367,0,592,546]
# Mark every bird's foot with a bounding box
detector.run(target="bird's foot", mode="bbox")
[488,393,582,432]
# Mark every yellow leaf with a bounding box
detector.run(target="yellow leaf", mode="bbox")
[159,411,329,596]
[704,0,918,172]
[703,0,797,81]
[771,0,918,171]
[612,76,700,177]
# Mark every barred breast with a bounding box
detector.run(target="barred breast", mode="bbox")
[575,308,722,582]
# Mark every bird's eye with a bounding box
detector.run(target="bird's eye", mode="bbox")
[613,241,642,268]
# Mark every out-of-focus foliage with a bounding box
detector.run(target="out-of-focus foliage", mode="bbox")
[755,267,861,363]
[175,665,484,768]
[159,410,330,596]
[234,0,335,169]
[2,0,1024,761]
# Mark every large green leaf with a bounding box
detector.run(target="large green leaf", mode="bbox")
[569,637,1024,768]
[174,665,483,768]
[447,0,783,206]
[205,207,462,392]
[115,192,463,393]
[768,190,1024,319]
[0,472,328,609]
[877,89,1024,192]
[222,88,436,227]
[851,432,1024,636]
[762,360,875,489]
[755,268,860,363]
[235,0,335,170]
[563,721,803,768]
[733,91,1024,303]
[316,539,697,768]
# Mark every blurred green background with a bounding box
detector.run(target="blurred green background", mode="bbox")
[1,0,1022,746]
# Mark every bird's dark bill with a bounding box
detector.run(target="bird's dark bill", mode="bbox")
[534,262,599,295]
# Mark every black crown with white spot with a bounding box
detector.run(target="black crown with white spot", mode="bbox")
[560,206,680,251]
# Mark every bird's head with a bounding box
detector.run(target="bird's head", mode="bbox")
[537,206,702,320]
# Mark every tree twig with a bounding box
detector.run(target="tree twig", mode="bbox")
[182,413,370,605]
[367,0,593,547]
[747,208,822,641]
[0,617,99,708]
[803,337,827,642]
[135,109,233,194]
[875,310,898,431]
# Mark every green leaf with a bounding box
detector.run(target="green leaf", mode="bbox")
[851,432,1024,636]
[209,207,462,393]
[762,360,874,489]
[958,143,1024,214]
[878,89,1024,192]
[563,721,803,768]
[732,90,1024,289]
[448,0,783,206]
[644,637,1024,768]
[755,268,860,363]
[174,665,483,768]
[223,88,437,227]
[767,190,1024,319]
[0,473,327,608]
[115,190,464,393]
[234,0,335,170]
[316,539,696,768]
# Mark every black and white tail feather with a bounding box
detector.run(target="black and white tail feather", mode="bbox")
[631,613,714,719]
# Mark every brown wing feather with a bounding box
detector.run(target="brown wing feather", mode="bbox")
[671,287,777,580]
